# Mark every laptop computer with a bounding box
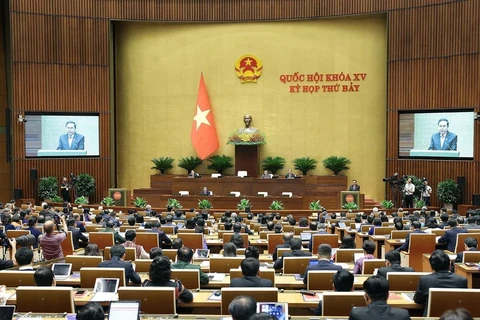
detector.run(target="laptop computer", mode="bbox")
[256,302,288,320]
[52,263,72,280]
[108,300,140,320]
[337,222,347,229]
[91,278,120,302]
[0,306,15,320]
[300,232,312,241]
[194,249,210,258]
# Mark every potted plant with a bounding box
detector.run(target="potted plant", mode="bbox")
[134,197,147,208]
[38,176,59,201]
[269,200,284,210]
[414,197,426,209]
[74,196,89,205]
[261,156,286,174]
[50,195,63,203]
[76,173,96,198]
[322,156,351,175]
[380,200,394,209]
[151,157,175,174]
[198,199,213,210]
[436,179,462,209]
[237,198,252,211]
[101,197,115,206]
[342,202,358,210]
[166,198,183,209]
[293,157,318,175]
[309,200,322,211]
[207,155,233,175]
[178,156,203,174]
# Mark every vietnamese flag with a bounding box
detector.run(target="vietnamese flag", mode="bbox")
[191,74,219,160]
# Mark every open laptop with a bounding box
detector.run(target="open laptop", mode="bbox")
[194,249,210,258]
[257,302,288,320]
[91,278,120,302]
[0,306,15,320]
[108,300,140,320]
[52,263,72,280]
[337,222,347,229]
[300,232,312,241]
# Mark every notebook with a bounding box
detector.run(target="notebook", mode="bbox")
[0,306,15,320]
[256,302,288,320]
[108,300,140,320]
[91,278,120,302]
[52,263,72,280]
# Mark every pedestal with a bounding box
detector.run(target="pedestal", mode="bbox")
[235,145,260,177]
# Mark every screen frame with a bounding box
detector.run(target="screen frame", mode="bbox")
[24,111,101,159]
[397,109,475,160]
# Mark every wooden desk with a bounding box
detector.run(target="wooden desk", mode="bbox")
[354,232,369,249]
[455,264,480,289]
[369,235,388,258]
[385,239,404,252]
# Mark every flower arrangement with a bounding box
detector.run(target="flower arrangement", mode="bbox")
[227,131,266,145]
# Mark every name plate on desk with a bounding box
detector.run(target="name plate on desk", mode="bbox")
[409,150,460,157]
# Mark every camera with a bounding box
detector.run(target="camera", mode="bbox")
[2,234,36,247]
[53,213,63,224]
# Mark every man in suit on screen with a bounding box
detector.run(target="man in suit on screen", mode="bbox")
[428,118,457,151]
[57,120,85,150]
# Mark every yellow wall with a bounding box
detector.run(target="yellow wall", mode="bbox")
[115,17,387,201]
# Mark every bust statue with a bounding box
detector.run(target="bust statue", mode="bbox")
[238,114,258,134]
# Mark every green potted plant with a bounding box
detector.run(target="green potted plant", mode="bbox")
[151,157,175,174]
[74,196,89,205]
[342,202,358,210]
[322,156,351,175]
[38,176,59,201]
[414,197,426,209]
[178,156,203,174]
[134,197,147,208]
[293,157,318,175]
[101,197,115,206]
[50,195,63,203]
[166,198,183,209]
[436,179,462,209]
[207,155,233,175]
[76,173,96,198]
[309,200,322,211]
[261,156,286,174]
[269,200,284,210]
[380,200,394,209]
[237,198,252,211]
[198,199,213,210]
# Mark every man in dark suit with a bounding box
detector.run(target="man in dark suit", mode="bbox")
[349,180,360,192]
[454,237,478,263]
[396,221,424,252]
[273,233,293,261]
[67,218,89,250]
[463,216,480,230]
[438,213,449,229]
[378,250,414,278]
[428,118,457,151]
[57,121,85,150]
[414,250,468,316]
[97,245,141,285]
[438,219,467,252]
[274,238,311,269]
[285,168,296,179]
[150,221,172,247]
[303,244,342,284]
[314,269,354,316]
[26,216,42,249]
[349,276,411,320]
[200,186,211,196]
[308,223,328,252]
[230,257,273,287]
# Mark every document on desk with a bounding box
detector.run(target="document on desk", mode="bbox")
[401,292,415,302]
[200,261,210,268]
[302,292,322,302]
[90,292,119,302]
[208,273,225,281]
[334,263,350,269]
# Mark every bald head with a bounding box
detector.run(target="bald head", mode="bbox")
[44,221,55,234]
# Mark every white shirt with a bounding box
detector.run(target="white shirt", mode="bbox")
[404,183,415,195]
[421,185,432,197]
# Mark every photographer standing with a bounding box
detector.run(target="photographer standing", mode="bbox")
[0,238,17,270]
[403,178,415,208]
[421,180,432,206]
[38,216,67,262]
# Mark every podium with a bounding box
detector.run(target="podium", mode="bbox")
[108,188,129,206]
[409,150,460,157]
[37,150,87,156]
[340,191,360,208]
[234,145,259,177]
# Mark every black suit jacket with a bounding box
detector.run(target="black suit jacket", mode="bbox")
[377,264,414,278]
[230,276,273,287]
[349,300,411,320]
[273,249,311,270]
[438,227,468,252]
[349,184,360,192]
[414,270,468,316]
[68,227,88,250]
[97,256,141,285]
[303,260,342,284]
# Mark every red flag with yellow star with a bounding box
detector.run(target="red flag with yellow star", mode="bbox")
[191,74,219,160]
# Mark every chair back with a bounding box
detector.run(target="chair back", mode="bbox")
[360,225,372,233]
[220,287,278,315]
[386,272,430,291]
[390,230,412,239]
[178,229,196,234]
[283,257,313,274]
[276,247,311,259]
[218,230,234,239]
[65,255,103,271]
[160,226,175,234]
[322,292,366,316]
[104,246,136,261]
[306,270,336,290]
[118,287,176,314]
[135,232,160,252]
[404,233,436,271]
[222,233,248,247]
[362,259,386,274]
[260,231,274,239]
[294,227,310,235]
[135,259,153,272]
[312,234,339,254]
[335,249,363,263]
[60,231,74,256]
[80,267,125,287]
[177,233,203,250]
[430,229,446,237]
[210,257,243,273]
[89,232,115,250]
[0,271,35,286]
[427,288,480,317]
[267,233,284,254]
[229,268,275,285]
[85,224,102,232]
[6,230,30,238]
[162,249,178,261]
[456,233,480,253]
[283,225,294,233]
[120,225,138,232]
[171,269,200,290]
[373,227,394,236]
[462,251,480,263]
[16,286,74,313]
